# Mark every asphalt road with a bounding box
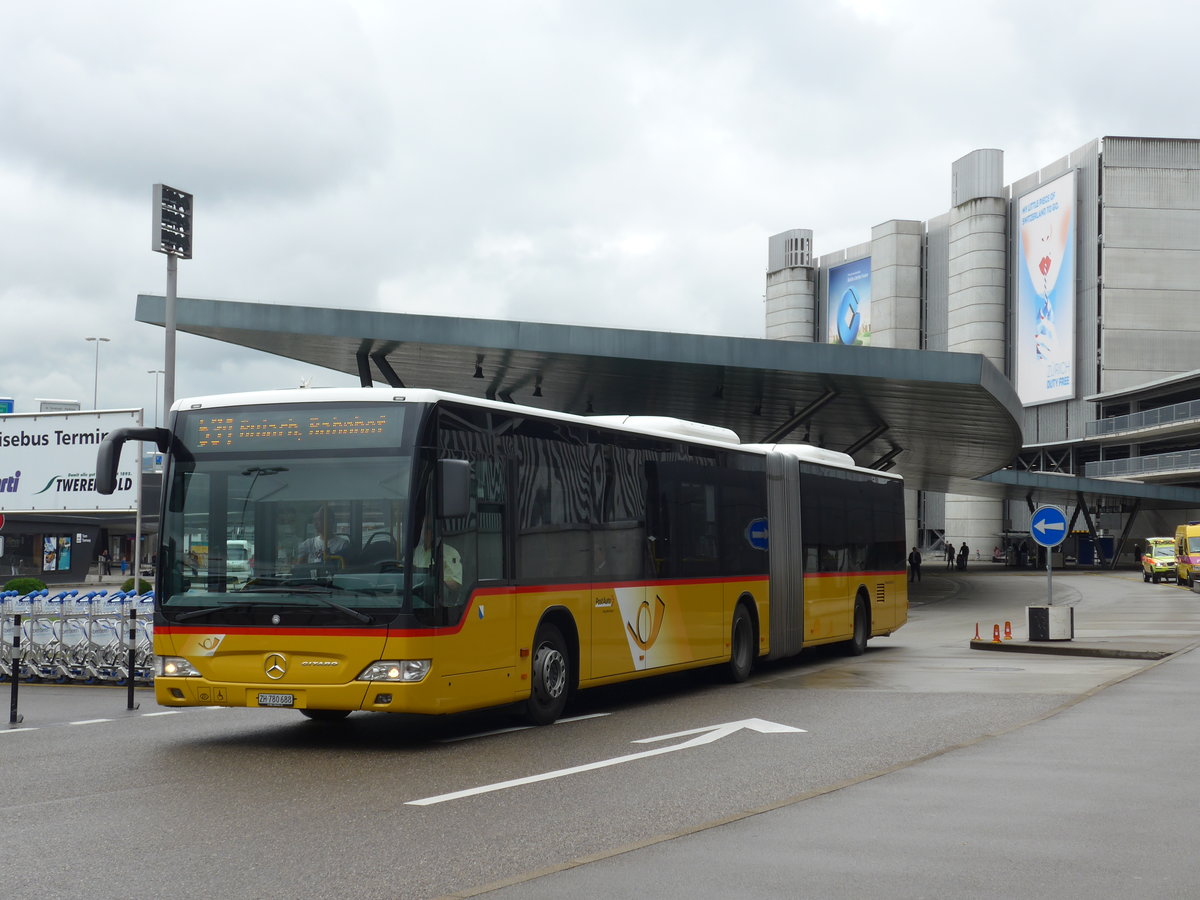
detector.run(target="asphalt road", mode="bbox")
[1,568,1196,899]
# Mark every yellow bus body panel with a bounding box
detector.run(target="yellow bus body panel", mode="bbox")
[153,572,902,715]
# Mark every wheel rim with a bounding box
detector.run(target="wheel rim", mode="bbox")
[534,644,567,701]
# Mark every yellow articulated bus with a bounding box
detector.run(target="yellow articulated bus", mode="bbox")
[96,388,907,725]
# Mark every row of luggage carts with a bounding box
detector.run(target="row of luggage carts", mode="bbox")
[0,589,154,685]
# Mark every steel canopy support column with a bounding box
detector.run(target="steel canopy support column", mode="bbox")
[868,445,903,470]
[371,351,404,388]
[845,423,890,457]
[761,389,838,443]
[1112,499,1142,570]
[356,350,373,387]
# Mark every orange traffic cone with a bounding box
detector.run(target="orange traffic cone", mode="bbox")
[974,622,981,640]
[992,624,1001,643]
[1004,621,1013,640]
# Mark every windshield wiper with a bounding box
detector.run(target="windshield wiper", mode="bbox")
[239,586,373,624]
[175,603,261,622]
[174,592,373,625]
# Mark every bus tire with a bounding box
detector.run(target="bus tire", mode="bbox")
[726,603,754,683]
[300,709,351,722]
[526,622,570,725]
[847,595,869,656]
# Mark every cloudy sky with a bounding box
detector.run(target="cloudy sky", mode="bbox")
[0,0,1191,422]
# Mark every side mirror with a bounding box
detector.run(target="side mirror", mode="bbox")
[96,427,171,495]
[438,459,471,519]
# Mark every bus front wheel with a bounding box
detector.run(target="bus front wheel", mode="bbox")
[726,603,754,683]
[847,595,869,656]
[526,623,570,725]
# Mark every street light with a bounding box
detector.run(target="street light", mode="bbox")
[147,369,165,426]
[85,337,111,409]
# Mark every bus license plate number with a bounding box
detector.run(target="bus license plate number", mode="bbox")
[258,693,294,708]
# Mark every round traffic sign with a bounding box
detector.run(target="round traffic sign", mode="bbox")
[1030,505,1068,548]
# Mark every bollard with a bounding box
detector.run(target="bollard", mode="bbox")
[974,622,981,640]
[992,624,1001,643]
[9,612,22,725]
[126,606,139,711]
[1004,621,1013,640]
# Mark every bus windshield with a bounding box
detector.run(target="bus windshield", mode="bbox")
[158,402,427,626]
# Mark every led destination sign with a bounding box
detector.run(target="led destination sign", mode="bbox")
[183,405,407,452]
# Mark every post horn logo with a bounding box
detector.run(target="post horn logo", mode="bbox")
[264,653,288,680]
[626,595,667,651]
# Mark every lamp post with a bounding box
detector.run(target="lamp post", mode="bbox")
[147,369,165,426]
[152,185,193,415]
[85,337,111,409]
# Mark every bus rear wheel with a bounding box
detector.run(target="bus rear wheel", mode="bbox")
[726,603,754,683]
[847,595,869,656]
[526,623,570,725]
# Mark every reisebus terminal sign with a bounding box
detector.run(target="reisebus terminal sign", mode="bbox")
[0,409,142,512]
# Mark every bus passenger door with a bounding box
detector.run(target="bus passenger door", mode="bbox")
[590,526,647,678]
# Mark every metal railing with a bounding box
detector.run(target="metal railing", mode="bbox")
[1087,399,1200,438]
[1086,448,1200,479]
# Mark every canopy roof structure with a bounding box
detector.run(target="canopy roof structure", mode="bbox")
[134,294,1200,513]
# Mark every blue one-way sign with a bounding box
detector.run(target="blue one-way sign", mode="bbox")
[1030,505,1068,548]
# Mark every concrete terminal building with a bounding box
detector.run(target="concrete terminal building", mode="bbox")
[766,136,1200,563]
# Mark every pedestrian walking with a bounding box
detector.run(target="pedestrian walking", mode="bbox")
[946,542,956,569]
[908,547,922,582]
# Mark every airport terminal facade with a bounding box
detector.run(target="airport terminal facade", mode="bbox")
[766,136,1200,561]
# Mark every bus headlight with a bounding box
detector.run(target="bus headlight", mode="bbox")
[156,656,201,677]
[358,660,431,682]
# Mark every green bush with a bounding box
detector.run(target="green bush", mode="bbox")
[4,577,46,596]
[122,577,153,594]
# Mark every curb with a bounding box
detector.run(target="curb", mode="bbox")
[968,638,1172,660]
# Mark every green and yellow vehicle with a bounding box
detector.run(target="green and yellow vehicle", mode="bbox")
[1142,537,1176,583]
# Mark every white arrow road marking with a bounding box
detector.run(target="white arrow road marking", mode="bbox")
[406,717,805,806]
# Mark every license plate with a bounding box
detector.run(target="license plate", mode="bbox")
[258,692,295,708]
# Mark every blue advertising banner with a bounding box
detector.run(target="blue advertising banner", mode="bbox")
[1016,170,1076,406]
[827,257,871,345]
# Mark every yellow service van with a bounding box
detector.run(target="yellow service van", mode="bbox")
[1141,537,1176,583]
[1175,522,1200,588]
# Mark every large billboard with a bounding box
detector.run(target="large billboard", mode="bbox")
[1016,169,1077,406]
[0,409,142,512]
[827,257,872,345]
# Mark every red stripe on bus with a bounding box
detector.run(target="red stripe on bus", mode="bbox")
[158,625,383,637]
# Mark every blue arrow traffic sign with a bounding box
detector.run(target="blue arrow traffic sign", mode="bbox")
[1030,505,1068,548]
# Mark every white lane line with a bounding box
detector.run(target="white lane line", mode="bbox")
[141,711,182,717]
[410,718,803,807]
[2,727,38,734]
[69,718,113,725]
[440,725,531,743]
[439,711,611,743]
